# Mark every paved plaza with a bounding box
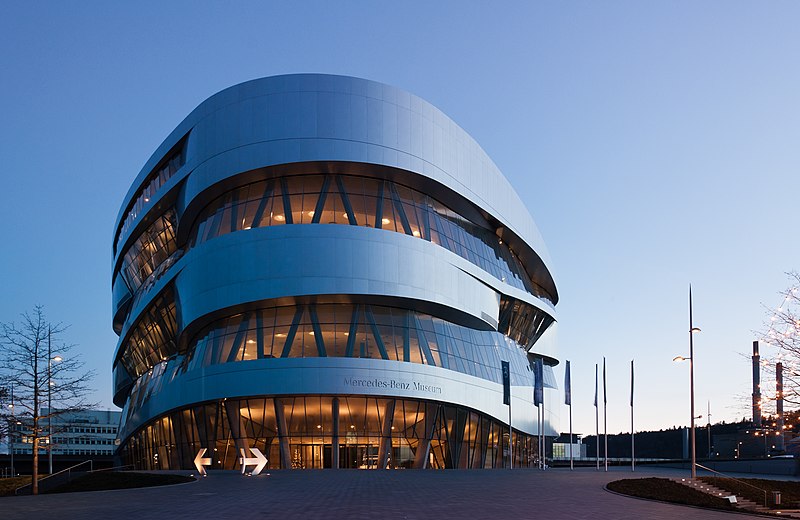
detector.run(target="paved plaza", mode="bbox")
[0,466,775,520]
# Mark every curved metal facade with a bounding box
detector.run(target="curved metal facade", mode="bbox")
[112,74,559,470]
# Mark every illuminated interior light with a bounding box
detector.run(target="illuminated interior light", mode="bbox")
[412,230,421,237]
[307,211,315,217]
[275,215,285,222]
[382,218,390,225]
[275,333,286,337]
[308,331,315,335]
[247,340,256,344]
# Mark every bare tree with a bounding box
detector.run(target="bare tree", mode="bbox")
[0,306,95,494]
[759,272,800,407]
[0,383,9,442]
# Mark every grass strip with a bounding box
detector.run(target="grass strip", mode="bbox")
[0,476,40,497]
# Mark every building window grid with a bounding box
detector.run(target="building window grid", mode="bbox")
[187,174,553,303]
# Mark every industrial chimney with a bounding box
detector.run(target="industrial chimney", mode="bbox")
[753,340,762,427]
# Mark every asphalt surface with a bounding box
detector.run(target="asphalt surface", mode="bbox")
[0,466,778,519]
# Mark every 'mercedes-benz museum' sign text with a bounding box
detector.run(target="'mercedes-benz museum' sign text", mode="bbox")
[344,377,442,395]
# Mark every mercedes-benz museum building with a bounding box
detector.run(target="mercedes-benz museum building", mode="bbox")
[111,74,559,470]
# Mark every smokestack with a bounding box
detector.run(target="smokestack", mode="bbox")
[777,362,785,451]
[753,341,762,427]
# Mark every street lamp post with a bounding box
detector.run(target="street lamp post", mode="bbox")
[47,327,62,475]
[673,286,701,479]
[8,384,14,477]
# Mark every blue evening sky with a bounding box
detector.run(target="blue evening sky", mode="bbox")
[1,1,798,436]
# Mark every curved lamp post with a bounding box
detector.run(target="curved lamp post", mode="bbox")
[674,286,701,479]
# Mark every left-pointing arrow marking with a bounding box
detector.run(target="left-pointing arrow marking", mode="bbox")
[239,447,268,476]
[194,448,212,476]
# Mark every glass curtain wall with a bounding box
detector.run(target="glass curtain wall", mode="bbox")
[120,209,178,293]
[122,396,538,470]
[119,288,178,379]
[178,303,541,386]
[189,174,553,303]
[115,143,185,254]
[118,299,554,426]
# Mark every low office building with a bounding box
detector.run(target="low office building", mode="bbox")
[10,409,120,457]
[111,74,560,470]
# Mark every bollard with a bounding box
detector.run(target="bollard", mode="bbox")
[773,491,781,506]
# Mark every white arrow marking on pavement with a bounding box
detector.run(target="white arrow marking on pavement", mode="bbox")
[239,447,268,476]
[194,448,212,476]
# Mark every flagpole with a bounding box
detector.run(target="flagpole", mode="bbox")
[538,405,542,469]
[631,359,635,472]
[603,357,608,472]
[565,360,573,471]
[595,363,599,471]
[534,358,544,470]
[542,383,546,469]
[569,401,573,470]
[707,401,712,459]
[509,396,513,470]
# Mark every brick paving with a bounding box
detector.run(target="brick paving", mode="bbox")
[0,467,770,520]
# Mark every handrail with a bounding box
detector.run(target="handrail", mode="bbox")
[14,459,93,495]
[695,463,769,507]
[89,464,134,473]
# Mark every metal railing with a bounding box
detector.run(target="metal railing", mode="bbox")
[695,463,769,507]
[14,459,93,495]
[89,464,134,473]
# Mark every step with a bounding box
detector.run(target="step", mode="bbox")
[672,478,770,512]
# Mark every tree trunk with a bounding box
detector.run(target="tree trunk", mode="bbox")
[32,434,39,495]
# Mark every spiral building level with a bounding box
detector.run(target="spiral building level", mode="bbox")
[111,74,559,470]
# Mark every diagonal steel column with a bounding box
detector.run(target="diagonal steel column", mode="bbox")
[377,400,396,469]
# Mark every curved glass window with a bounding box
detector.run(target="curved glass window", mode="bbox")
[122,396,538,470]
[120,209,178,293]
[498,296,554,348]
[118,288,178,379]
[115,142,185,255]
[189,174,553,302]
[178,303,543,386]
